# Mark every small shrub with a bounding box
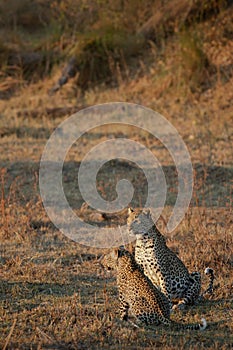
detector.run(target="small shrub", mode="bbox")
[68,27,145,89]
[178,29,214,91]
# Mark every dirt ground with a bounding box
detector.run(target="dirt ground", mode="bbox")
[0,94,232,348]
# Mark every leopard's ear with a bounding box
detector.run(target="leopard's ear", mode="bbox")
[142,208,151,217]
[128,207,134,216]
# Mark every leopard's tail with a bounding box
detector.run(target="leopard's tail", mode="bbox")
[169,317,207,331]
[202,267,215,296]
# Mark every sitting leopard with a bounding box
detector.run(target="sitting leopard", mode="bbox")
[100,246,207,330]
[127,208,215,310]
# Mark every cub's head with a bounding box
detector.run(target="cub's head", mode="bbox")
[99,249,118,270]
[99,246,134,270]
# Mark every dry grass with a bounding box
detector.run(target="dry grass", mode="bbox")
[0,1,233,349]
[0,118,232,348]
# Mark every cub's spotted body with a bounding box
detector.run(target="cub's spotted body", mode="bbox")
[101,247,207,330]
[127,208,214,310]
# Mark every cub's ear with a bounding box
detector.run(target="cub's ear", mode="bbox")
[109,248,119,259]
[118,245,125,257]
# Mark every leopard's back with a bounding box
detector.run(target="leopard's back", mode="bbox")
[136,234,192,294]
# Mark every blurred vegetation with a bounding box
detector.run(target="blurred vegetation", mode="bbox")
[0,0,231,91]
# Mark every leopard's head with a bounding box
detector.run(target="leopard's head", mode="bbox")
[127,208,155,238]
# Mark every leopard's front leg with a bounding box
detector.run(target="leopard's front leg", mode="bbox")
[119,292,130,321]
[159,273,173,311]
